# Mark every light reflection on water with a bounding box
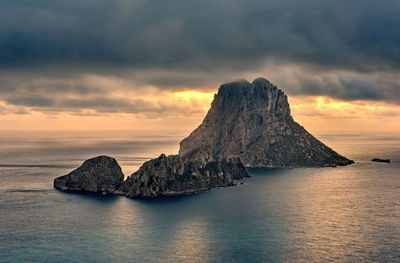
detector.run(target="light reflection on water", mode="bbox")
[0,131,399,262]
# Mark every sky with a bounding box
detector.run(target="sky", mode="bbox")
[0,0,399,133]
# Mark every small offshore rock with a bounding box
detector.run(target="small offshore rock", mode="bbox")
[371,158,391,163]
[54,156,124,194]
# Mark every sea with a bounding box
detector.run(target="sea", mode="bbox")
[0,130,399,263]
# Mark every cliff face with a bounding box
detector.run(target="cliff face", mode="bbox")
[122,147,249,198]
[179,78,354,167]
[54,156,124,195]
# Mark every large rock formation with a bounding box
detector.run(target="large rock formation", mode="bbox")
[54,156,124,195]
[179,78,354,167]
[122,146,249,198]
[54,77,354,199]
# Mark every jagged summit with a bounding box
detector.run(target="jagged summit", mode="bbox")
[215,77,291,119]
[179,77,354,167]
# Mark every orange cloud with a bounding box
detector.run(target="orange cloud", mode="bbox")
[290,96,400,119]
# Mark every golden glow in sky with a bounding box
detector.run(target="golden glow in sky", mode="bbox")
[171,90,215,112]
[1,88,399,133]
[172,90,214,103]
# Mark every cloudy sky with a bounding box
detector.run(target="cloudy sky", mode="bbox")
[1,0,399,132]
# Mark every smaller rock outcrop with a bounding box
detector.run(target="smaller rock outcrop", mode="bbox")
[371,158,391,163]
[122,152,249,198]
[54,156,124,195]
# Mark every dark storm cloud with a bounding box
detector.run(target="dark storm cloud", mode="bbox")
[59,97,170,114]
[2,93,204,115]
[284,71,400,103]
[0,75,206,115]
[1,0,399,71]
[0,0,400,112]
[0,77,100,97]
[6,95,54,107]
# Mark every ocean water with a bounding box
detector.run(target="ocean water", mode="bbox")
[0,130,399,263]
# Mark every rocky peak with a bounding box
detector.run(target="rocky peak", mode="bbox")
[250,77,291,117]
[180,77,353,167]
[211,77,291,120]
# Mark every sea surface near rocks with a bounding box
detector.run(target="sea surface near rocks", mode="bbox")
[0,130,399,263]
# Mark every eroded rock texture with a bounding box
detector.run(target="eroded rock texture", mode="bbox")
[54,149,249,198]
[54,156,124,195]
[179,78,354,167]
[122,149,249,198]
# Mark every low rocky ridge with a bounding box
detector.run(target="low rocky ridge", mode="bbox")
[54,150,249,198]
[179,78,354,167]
[54,156,124,195]
[122,151,248,198]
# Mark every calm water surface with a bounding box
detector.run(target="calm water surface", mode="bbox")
[0,131,399,263]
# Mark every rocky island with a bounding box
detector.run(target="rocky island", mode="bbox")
[54,156,124,195]
[371,158,390,163]
[54,77,354,198]
[180,78,354,167]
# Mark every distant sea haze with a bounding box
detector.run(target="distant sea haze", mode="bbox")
[0,130,399,263]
